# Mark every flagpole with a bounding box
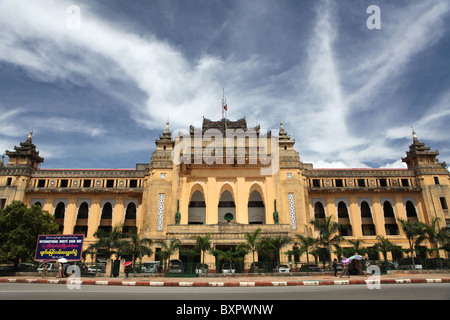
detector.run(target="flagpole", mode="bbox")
[222,88,224,119]
[222,88,227,120]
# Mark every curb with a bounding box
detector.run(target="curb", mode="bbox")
[1,277,449,287]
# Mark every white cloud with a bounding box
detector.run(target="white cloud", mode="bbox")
[0,0,448,169]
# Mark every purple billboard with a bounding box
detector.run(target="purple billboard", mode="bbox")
[35,235,84,261]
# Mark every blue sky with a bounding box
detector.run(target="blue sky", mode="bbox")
[0,0,449,169]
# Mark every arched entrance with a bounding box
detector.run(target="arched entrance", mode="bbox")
[248,190,265,224]
[218,190,235,223]
[188,190,206,224]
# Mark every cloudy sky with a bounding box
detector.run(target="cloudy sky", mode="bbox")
[0,0,449,169]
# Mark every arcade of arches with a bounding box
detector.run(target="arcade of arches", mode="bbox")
[0,117,449,271]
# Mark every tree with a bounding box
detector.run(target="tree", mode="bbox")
[346,238,367,256]
[257,235,292,266]
[375,236,395,271]
[156,238,181,274]
[294,235,317,268]
[423,217,450,269]
[193,234,212,272]
[398,219,427,269]
[0,201,59,270]
[244,228,262,267]
[212,244,247,273]
[88,224,128,260]
[310,216,344,266]
[128,227,153,269]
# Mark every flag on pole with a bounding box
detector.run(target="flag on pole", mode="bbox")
[223,104,227,111]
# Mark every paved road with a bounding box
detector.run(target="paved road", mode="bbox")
[1,282,449,300]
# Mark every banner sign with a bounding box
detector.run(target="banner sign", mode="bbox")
[35,235,84,261]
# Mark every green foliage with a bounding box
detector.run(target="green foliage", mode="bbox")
[0,201,58,268]
[88,224,128,259]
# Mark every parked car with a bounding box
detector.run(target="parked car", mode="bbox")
[222,263,236,274]
[299,264,320,272]
[168,259,183,274]
[274,264,290,273]
[398,258,423,270]
[87,265,105,274]
[37,262,56,273]
[195,263,209,274]
[142,261,161,273]
[249,262,266,273]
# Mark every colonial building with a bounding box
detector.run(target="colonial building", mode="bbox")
[0,117,449,271]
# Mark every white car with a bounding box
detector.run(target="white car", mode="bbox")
[142,261,161,273]
[274,264,290,273]
[195,263,209,274]
[222,263,236,274]
[87,265,105,274]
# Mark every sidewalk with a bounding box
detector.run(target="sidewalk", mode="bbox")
[2,272,449,287]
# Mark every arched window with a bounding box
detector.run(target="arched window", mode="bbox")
[383,201,395,217]
[406,200,418,222]
[337,201,349,218]
[383,201,398,235]
[360,201,372,218]
[101,202,113,220]
[218,190,236,223]
[75,202,89,236]
[54,202,65,233]
[314,202,325,219]
[77,202,89,219]
[125,202,137,220]
[337,201,352,236]
[123,202,137,236]
[98,202,113,232]
[248,190,265,224]
[360,201,375,236]
[188,190,206,225]
[406,201,417,217]
[55,202,65,219]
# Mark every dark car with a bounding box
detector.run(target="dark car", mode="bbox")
[249,262,266,273]
[168,259,183,274]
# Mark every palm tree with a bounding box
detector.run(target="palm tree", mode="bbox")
[128,227,153,270]
[193,234,212,272]
[375,235,395,271]
[244,228,262,267]
[294,235,317,267]
[424,217,450,269]
[398,219,426,269]
[213,244,247,273]
[156,238,181,274]
[347,238,367,256]
[310,216,344,266]
[88,224,127,259]
[257,235,292,266]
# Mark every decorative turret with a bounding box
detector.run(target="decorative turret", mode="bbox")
[402,129,446,172]
[150,120,174,169]
[4,130,44,170]
[278,121,295,150]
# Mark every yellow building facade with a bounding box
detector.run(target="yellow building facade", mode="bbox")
[0,118,449,271]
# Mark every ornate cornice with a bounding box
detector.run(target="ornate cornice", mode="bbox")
[32,169,147,178]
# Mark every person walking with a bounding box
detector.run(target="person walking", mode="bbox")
[340,263,350,278]
[42,263,48,278]
[364,258,371,275]
[332,258,338,277]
